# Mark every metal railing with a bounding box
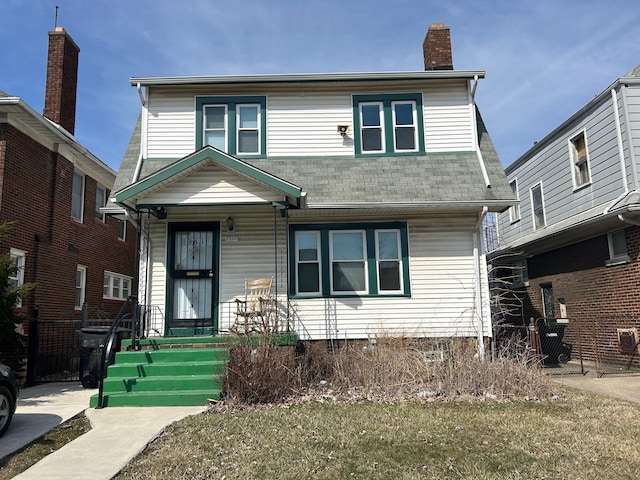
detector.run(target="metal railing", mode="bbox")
[95,296,138,409]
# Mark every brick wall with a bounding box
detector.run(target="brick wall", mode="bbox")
[0,123,136,323]
[512,226,640,367]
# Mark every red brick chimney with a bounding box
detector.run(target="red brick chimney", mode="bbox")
[423,23,453,71]
[43,27,80,134]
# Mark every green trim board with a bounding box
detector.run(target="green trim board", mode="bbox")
[195,95,267,157]
[352,93,425,156]
[114,146,303,207]
[289,221,411,298]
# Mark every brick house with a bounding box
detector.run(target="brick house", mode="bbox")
[0,27,136,381]
[491,65,640,369]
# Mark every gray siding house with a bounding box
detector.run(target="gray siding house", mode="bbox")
[109,24,513,352]
[492,64,640,366]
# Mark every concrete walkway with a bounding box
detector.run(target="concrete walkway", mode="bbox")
[13,405,205,480]
[1,382,205,480]
[551,369,640,404]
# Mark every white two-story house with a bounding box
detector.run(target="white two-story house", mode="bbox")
[109,24,513,352]
[492,64,640,367]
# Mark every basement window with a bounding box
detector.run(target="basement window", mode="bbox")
[606,229,630,266]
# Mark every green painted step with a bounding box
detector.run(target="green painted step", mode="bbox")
[106,360,225,378]
[102,374,220,393]
[89,341,230,407]
[90,389,221,407]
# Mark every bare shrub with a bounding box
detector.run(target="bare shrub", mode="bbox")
[221,334,554,405]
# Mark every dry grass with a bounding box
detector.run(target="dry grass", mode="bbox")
[116,389,640,479]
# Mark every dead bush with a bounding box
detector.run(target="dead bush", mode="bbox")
[221,335,554,405]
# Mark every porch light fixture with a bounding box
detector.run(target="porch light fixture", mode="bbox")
[226,216,235,232]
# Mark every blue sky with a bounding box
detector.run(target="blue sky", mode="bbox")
[2,0,639,171]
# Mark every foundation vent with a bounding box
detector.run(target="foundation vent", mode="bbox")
[617,328,639,354]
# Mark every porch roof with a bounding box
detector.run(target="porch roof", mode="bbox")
[114,146,304,208]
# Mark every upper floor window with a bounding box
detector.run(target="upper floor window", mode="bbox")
[71,171,85,222]
[95,184,106,222]
[9,248,26,308]
[530,183,546,230]
[353,94,424,156]
[509,179,520,223]
[196,96,266,157]
[569,131,591,189]
[290,222,410,297]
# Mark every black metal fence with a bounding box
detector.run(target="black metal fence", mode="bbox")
[27,305,133,384]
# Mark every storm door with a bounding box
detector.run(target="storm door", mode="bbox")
[168,224,218,335]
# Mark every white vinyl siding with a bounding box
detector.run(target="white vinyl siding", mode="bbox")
[139,211,488,339]
[143,84,476,159]
[139,162,285,205]
[423,81,475,152]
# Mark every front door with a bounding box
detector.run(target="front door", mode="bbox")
[168,223,219,335]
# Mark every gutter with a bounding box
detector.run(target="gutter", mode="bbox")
[468,76,491,188]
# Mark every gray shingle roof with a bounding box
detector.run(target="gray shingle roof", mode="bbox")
[112,106,512,209]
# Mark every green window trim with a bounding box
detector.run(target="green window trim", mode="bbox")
[289,222,411,298]
[353,93,425,156]
[195,96,267,157]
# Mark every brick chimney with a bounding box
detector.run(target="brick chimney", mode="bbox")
[423,23,453,71]
[43,27,80,134]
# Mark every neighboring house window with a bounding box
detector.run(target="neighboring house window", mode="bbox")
[353,94,425,156]
[541,283,554,318]
[103,271,132,300]
[118,219,127,241]
[509,179,520,223]
[530,183,545,229]
[569,131,591,189]
[9,248,26,308]
[75,265,86,309]
[510,259,528,288]
[196,96,266,156]
[95,184,106,222]
[290,222,410,297]
[71,171,85,222]
[607,229,629,265]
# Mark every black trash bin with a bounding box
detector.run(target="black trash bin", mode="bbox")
[78,327,131,388]
[536,318,571,366]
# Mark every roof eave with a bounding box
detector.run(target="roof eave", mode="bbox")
[130,70,486,87]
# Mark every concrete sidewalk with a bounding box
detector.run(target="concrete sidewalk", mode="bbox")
[551,369,640,404]
[13,405,205,480]
[0,382,92,460]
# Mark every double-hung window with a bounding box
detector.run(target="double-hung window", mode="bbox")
[196,96,266,156]
[530,183,545,230]
[569,131,591,189]
[76,265,86,309]
[607,229,629,265]
[353,94,424,156]
[291,222,410,297]
[9,248,26,307]
[95,184,106,222]
[71,170,84,222]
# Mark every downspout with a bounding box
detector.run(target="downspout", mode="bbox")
[620,84,639,190]
[604,87,630,214]
[470,75,491,188]
[473,206,488,360]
